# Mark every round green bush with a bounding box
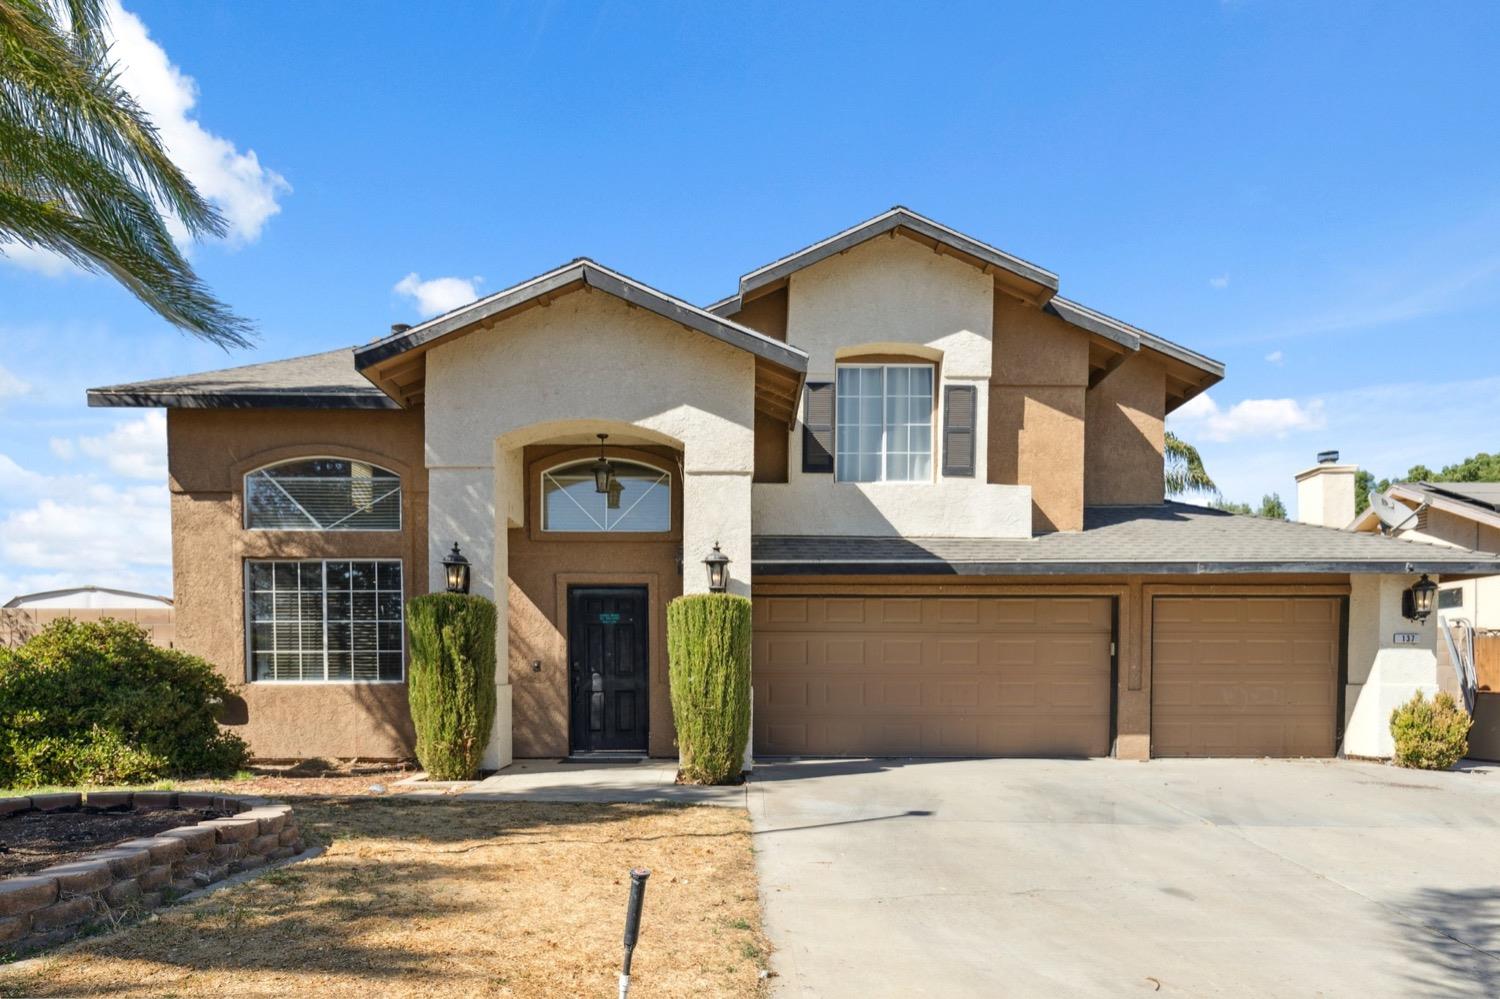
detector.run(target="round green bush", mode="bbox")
[0,617,248,788]
[1390,690,1470,770]
[406,593,497,780]
[667,593,752,785]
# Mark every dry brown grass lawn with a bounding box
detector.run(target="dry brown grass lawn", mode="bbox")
[0,798,769,998]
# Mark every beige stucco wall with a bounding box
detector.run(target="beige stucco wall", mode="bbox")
[988,297,1088,532]
[1084,353,1166,506]
[422,290,758,766]
[1343,573,1439,758]
[754,234,1031,538]
[1376,507,1500,629]
[167,407,427,760]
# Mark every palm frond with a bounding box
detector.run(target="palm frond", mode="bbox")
[0,0,250,347]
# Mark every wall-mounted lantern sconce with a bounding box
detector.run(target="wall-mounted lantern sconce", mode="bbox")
[703,543,731,593]
[592,433,616,493]
[442,543,471,594]
[1402,574,1438,623]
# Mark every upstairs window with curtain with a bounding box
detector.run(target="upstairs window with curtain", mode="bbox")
[835,364,934,482]
[245,458,401,531]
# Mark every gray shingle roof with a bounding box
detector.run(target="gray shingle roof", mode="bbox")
[753,502,1500,576]
[88,348,398,410]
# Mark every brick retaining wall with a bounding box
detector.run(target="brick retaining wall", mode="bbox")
[0,791,303,956]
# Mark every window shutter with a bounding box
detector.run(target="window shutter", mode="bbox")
[801,381,835,473]
[942,384,976,477]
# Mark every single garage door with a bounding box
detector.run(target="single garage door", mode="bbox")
[752,595,1113,757]
[1152,596,1341,758]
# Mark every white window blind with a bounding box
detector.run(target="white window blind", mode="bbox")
[245,458,401,531]
[247,560,403,682]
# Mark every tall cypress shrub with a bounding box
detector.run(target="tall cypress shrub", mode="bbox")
[667,593,752,784]
[405,593,497,780]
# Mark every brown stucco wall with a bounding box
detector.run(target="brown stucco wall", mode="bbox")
[730,286,789,340]
[1085,354,1167,506]
[754,410,789,483]
[506,444,684,758]
[753,571,1349,761]
[988,297,1088,532]
[167,407,428,760]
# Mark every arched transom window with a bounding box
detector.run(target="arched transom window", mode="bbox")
[245,458,401,531]
[542,459,671,532]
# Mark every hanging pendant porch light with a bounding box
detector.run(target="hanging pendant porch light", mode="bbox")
[592,433,616,493]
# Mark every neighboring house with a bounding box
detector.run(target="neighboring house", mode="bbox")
[1,587,175,648]
[87,207,1500,765]
[1346,477,1500,760]
[1349,481,1500,628]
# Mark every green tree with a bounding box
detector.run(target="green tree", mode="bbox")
[1211,493,1287,520]
[1356,452,1500,513]
[1257,493,1288,520]
[1354,469,1376,515]
[1164,431,1218,498]
[0,0,251,346]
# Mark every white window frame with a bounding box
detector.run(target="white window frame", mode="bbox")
[539,458,673,533]
[833,362,936,484]
[243,558,405,684]
[243,456,403,532]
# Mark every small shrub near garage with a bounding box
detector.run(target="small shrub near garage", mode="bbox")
[0,617,248,788]
[1390,690,1471,770]
[406,593,497,780]
[667,593,752,785]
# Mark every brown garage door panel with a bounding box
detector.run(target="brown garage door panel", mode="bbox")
[1151,597,1340,758]
[753,596,1112,758]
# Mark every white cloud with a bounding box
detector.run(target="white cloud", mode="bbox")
[0,445,171,602]
[106,1,290,244]
[75,412,167,480]
[0,487,170,575]
[394,273,483,316]
[0,1,290,278]
[48,437,75,460]
[1171,392,1326,443]
[0,244,84,277]
[1209,273,1230,289]
[0,364,29,399]
[1265,350,1284,365]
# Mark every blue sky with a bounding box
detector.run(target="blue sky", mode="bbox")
[4,1,1500,599]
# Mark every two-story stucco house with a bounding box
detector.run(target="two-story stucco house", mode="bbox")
[89,208,1500,766]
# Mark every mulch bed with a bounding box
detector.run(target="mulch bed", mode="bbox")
[0,807,227,879]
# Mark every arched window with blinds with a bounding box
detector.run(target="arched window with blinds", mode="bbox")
[244,458,401,531]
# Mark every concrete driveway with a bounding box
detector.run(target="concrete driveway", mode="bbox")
[749,758,1500,998]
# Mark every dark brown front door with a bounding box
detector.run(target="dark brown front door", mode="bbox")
[568,586,649,753]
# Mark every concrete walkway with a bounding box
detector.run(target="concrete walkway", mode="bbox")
[444,759,747,806]
[748,757,1500,998]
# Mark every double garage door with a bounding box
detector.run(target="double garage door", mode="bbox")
[752,595,1114,757]
[752,592,1342,759]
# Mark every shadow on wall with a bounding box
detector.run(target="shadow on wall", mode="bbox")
[1394,886,1500,998]
[351,681,417,758]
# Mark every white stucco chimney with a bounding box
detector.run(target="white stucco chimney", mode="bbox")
[1295,450,1358,528]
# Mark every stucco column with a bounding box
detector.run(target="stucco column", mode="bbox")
[682,464,754,769]
[1342,574,1439,758]
[426,462,512,771]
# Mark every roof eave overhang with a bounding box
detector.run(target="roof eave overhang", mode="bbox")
[732,208,1060,310]
[86,389,401,410]
[753,559,1500,576]
[354,261,808,407]
[1389,483,1500,531]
